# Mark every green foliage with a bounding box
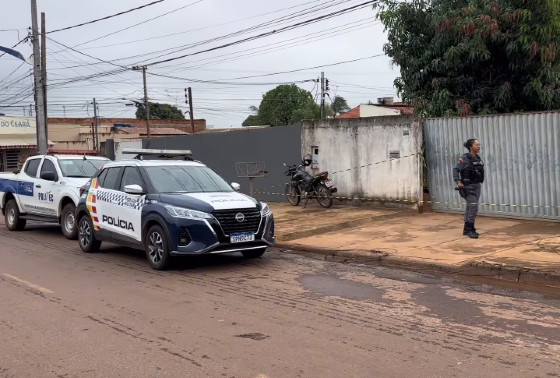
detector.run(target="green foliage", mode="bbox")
[242,84,323,126]
[135,102,185,120]
[374,0,560,116]
[331,95,351,116]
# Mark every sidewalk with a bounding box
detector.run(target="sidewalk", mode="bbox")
[270,202,560,290]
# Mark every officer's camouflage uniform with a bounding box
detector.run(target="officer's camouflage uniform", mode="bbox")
[453,153,485,238]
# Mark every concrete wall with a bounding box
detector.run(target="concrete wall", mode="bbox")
[143,125,302,202]
[48,117,207,133]
[114,139,142,161]
[302,116,423,207]
[359,104,401,117]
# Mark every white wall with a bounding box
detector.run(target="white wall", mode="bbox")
[359,104,401,117]
[114,139,142,160]
[302,116,422,207]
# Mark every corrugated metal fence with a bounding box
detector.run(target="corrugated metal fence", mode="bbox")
[424,112,560,220]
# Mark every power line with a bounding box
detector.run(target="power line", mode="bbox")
[135,0,362,66]
[216,54,384,81]
[144,0,377,67]
[156,18,377,72]
[0,36,28,59]
[72,0,204,48]
[47,0,168,34]
[75,0,329,51]
[50,0,358,68]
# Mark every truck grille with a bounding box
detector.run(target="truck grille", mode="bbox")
[212,208,261,235]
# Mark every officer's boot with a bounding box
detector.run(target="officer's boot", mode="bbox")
[467,223,479,239]
[471,222,479,237]
[463,222,469,235]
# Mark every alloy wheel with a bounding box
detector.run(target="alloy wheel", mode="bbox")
[79,219,91,247]
[148,232,164,264]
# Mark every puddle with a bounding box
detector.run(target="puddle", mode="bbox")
[298,274,386,302]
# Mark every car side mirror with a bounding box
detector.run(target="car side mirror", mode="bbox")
[40,171,57,181]
[231,182,241,191]
[124,184,144,195]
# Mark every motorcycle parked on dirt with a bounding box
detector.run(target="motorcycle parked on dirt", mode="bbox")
[283,154,337,208]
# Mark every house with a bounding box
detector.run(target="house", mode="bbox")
[0,116,53,171]
[337,97,414,119]
[47,117,206,155]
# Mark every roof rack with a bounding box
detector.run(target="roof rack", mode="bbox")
[122,148,193,161]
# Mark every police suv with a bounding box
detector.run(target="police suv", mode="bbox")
[0,154,109,238]
[76,149,275,270]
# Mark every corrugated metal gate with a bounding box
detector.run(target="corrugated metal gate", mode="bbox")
[424,112,560,220]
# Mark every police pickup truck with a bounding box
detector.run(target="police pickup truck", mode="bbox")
[0,154,109,238]
[76,149,275,270]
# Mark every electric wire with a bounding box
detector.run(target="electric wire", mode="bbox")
[47,0,168,34]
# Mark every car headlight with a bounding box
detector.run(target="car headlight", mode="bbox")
[164,205,214,220]
[260,202,271,216]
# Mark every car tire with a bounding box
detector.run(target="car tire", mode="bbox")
[4,199,26,231]
[242,247,266,259]
[78,215,101,253]
[61,203,78,239]
[145,225,171,270]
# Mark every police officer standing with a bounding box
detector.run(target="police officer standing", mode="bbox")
[453,139,484,239]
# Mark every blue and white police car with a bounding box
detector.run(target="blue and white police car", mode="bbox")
[75,149,275,270]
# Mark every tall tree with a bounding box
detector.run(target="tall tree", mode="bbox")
[331,95,351,116]
[242,84,323,126]
[374,0,560,117]
[135,102,185,120]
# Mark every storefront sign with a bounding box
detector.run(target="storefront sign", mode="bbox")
[0,116,36,135]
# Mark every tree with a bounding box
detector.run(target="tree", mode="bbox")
[135,102,185,120]
[374,0,560,117]
[242,106,263,126]
[330,95,351,116]
[242,84,323,126]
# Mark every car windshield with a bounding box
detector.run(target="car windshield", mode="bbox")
[58,159,106,178]
[145,165,233,193]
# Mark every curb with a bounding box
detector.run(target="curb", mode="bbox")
[275,242,560,291]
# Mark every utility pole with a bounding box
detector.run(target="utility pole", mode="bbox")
[320,71,325,120]
[41,12,48,143]
[30,0,47,154]
[93,98,99,152]
[188,87,194,134]
[133,65,150,138]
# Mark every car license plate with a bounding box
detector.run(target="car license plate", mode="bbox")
[230,233,255,243]
[324,179,334,188]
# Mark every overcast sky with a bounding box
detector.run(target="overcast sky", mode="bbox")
[0,0,399,128]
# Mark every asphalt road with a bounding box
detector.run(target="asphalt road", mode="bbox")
[1,222,559,378]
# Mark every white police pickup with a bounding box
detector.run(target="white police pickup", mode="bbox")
[0,154,109,238]
[75,149,275,270]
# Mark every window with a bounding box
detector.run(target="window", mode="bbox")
[6,151,19,169]
[96,169,108,187]
[145,165,233,193]
[101,167,122,190]
[24,159,41,178]
[58,159,106,178]
[120,167,144,191]
[40,159,57,175]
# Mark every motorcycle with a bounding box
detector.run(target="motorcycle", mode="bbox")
[283,154,337,208]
